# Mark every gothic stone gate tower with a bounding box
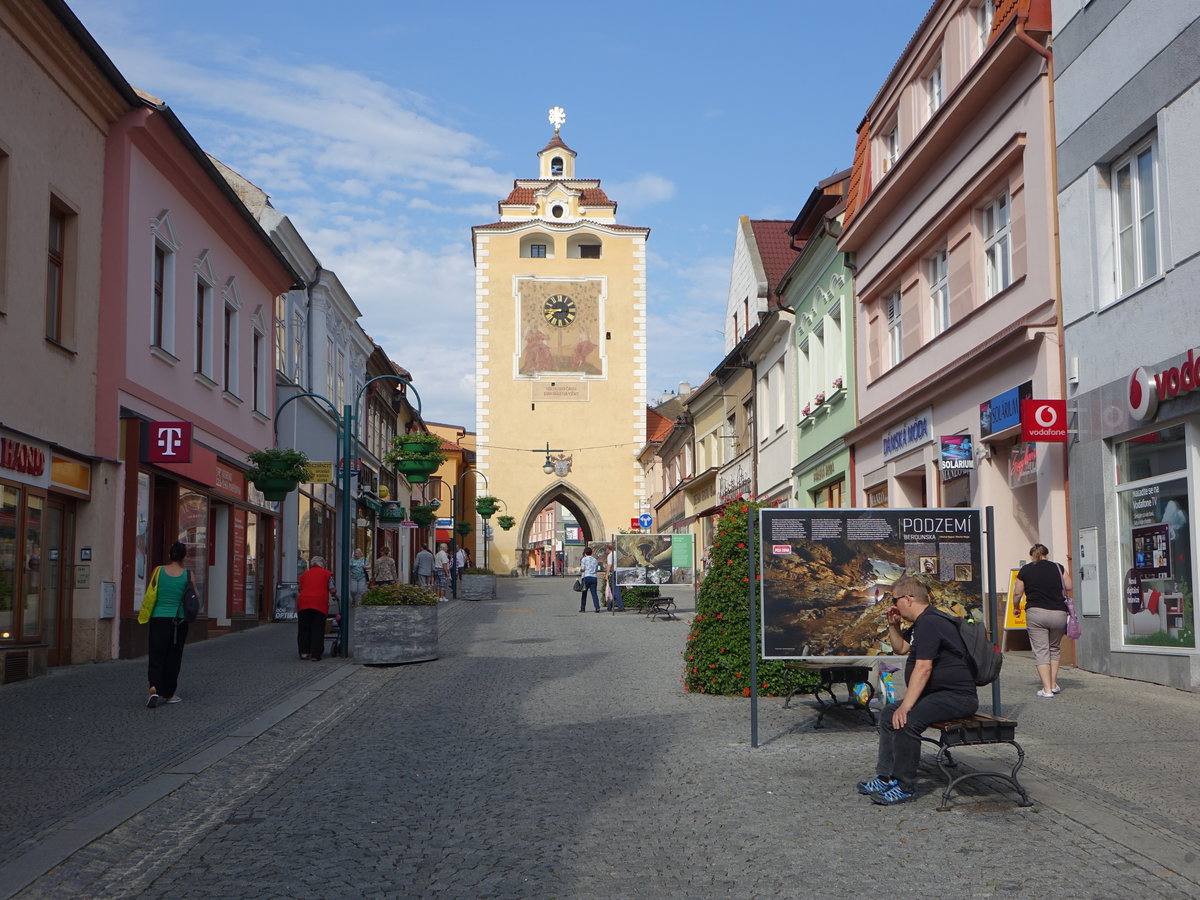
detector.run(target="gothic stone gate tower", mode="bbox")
[472,111,648,574]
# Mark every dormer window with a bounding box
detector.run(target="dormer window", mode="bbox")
[551,157,564,176]
[551,204,564,218]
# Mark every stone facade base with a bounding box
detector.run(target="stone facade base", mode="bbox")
[458,574,497,601]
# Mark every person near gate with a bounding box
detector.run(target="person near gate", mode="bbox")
[578,546,601,613]
[857,575,978,805]
[296,555,336,661]
[1012,543,1071,698]
[434,543,451,601]
[349,548,370,604]
[604,543,625,611]
[414,546,436,588]
[140,541,192,707]
[373,545,397,586]
[455,546,467,579]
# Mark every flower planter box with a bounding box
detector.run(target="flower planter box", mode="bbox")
[458,574,496,601]
[354,604,438,664]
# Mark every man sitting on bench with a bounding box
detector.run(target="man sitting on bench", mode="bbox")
[857,576,978,806]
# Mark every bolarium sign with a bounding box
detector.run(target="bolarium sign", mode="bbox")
[1128,349,1200,421]
[881,407,934,462]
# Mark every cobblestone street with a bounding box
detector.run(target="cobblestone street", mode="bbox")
[4,577,1200,899]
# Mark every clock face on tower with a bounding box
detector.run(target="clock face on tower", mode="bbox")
[542,294,577,327]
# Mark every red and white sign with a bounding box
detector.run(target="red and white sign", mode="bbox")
[630,518,641,530]
[1021,400,1067,442]
[771,545,791,556]
[1128,349,1200,421]
[147,421,192,463]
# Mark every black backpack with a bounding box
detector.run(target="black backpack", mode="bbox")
[930,607,1002,686]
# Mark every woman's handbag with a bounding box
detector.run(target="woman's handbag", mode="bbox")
[179,570,200,623]
[1065,597,1082,640]
[137,566,161,624]
[572,578,584,592]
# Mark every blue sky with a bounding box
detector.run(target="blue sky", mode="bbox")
[72,0,933,428]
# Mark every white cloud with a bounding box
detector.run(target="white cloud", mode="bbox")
[606,173,675,212]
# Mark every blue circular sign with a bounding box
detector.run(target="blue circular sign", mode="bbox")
[638,514,653,528]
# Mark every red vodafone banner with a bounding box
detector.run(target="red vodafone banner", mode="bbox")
[1021,399,1067,442]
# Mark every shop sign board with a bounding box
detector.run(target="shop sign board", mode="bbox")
[1021,399,1067,442]
[1128,348,1200,421]
[0,430,50,488]
[305,462,335,483]
[1009,442,1037,487]
[939,435,974,482]
[758,507,983,659]
[980,381,1032,438]
[882,407,934,461]
[146,421,192,463]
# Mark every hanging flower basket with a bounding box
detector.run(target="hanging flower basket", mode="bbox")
[456,521,473,537]
[396,458,440,481]
[409,505,438,528]
[246,448,310,502]
[496,515,516,531]
[253,476,300,502]
[475,495,500,519]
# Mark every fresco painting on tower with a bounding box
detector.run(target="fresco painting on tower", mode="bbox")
[517,280,604,376]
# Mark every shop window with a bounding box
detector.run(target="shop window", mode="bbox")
[23,495,42,638]
[812,478,845,509]
[0,484,18,638]
[1116,425,1193,648]
[866,483,888,508]
[178,490,209,617]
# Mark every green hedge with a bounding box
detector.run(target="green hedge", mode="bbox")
[619,585,660,609]
[682,500,817,697]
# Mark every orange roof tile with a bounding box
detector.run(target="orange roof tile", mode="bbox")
[842,120,872,228]
[646,407,674,443]
[580,187,614,206]
[473,220,649,233]
[503,187,536,205]
[540,134,575,155]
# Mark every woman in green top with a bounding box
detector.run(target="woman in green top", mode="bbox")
[146,541,192,708]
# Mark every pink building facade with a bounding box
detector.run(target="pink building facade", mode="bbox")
[839,0,1067,586]
[97,97,297,659]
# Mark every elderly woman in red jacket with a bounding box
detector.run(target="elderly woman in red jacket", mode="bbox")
[297,556,336,661]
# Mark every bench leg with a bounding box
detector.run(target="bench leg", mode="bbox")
[934,740,1033,811]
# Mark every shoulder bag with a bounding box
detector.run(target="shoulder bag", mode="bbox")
[179,569,201,624]
[1058,563,1081,640]
[137,566,161,624]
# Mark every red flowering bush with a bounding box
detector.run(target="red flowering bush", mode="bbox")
[682,500,812,696]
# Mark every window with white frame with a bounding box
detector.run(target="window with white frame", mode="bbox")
[983,192,1012,298]
[880,119,900,174]
[194,255,216,379]
[275,296,287,374]
[292,312,305,386]
[326,337,335,401]
[772,360,785,432]
[924,57,943,121]
[758,369,771,438]
[336,348,346,410]
[253,328,266,412]
[150,214,178,355]
[928,248,950,335]
[826,302,844,390]
[797,337,811,417]
[1113,138,1159,296]
[974,0,994,57]
[223,302,238,394]
[886,292,903,367]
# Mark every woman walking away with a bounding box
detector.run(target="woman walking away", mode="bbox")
[139,541,192,708]
[1012,543,1071,698]
[579,546,601,613]
[297,556,336,661]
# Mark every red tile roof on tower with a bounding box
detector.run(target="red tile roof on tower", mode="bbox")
[749,220,802,303]
[646,407,674,444]
[540,134,575,155]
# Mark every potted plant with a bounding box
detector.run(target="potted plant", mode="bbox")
[455,521,473,537]
[409,505,438,528]
[496,514,516,531]
[814,391,826,406]
[832,376,844,392]
[246,448,311,501]
[385,432,446,485]
[459,566,497,601]
[475,495,501,519]
[355,582,438,665]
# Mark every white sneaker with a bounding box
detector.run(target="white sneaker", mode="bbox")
[1051,684,1062,694]
[1036,689,1054,698]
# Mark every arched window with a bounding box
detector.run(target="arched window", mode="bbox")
[567,234,602,259]
[520,233,555,259]
[551,156,564,176]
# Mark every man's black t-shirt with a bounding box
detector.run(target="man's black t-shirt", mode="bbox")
[904,606,976,695]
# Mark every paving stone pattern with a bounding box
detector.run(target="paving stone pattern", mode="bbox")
[7,579,1200,899]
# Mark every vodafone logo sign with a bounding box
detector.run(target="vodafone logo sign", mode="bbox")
[1021,399,1067,442]
[1128,367,1159,421]
[1128,350,1200,421]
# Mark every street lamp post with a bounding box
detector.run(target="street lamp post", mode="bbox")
[275,374,422,656]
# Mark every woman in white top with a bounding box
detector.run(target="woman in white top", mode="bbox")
[579,547,601,612]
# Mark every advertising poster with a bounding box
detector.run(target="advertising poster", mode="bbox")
[759,508,984,659]
[939,435,974,482]
[1132,523,1172,579]
[1004,568,1027,630]
[613,533,694,585]
[273,582,299,622]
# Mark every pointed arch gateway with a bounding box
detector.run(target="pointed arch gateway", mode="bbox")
[518,479,608,552]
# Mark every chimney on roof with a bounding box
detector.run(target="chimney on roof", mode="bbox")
[678,382,692,396]
[659,389,677,405]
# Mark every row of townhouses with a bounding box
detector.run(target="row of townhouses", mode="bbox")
[646,0,1200,690]
[0,0,472,682]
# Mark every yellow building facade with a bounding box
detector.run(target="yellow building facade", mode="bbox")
[472,115,648,574]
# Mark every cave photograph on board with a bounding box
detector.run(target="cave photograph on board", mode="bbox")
[759,508,984,659]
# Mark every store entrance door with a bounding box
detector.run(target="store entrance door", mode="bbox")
[44,499,74,667]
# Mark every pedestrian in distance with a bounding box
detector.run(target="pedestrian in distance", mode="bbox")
[373,545,397,586]
[414,545,436,588]
[349,548,370,604]
[296,555,336,661]
[579,546,601,612]
[455,545,467,578]
[858,575,978,805]
[604,544,625,611]
[137,540,193,708]
[1012,543,1071,698]
[434,543,451,600]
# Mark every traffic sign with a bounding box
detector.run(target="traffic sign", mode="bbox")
[639,513,653,529]
[630,517,640,529]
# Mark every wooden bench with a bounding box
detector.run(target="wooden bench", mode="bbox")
[922,712,1033,811]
